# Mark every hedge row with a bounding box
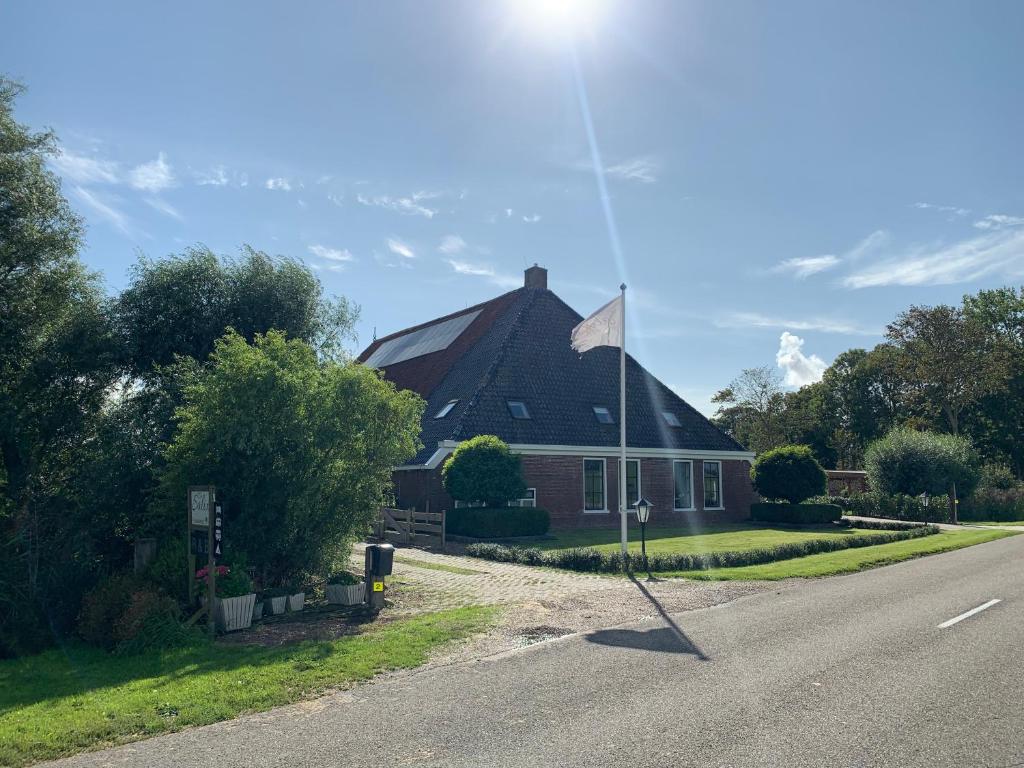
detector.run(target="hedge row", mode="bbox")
[836,491,953,524]
[445,507,550,538]
[837,517,930,531]
[750,503,842,525]
[465,525,939,574]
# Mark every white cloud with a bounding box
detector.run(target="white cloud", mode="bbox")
[605,156,659,184]
[974,214,1024,231]
[72,186,133,236]
[143,197,182,221]
[308,244,354,263]
[522,213,542,223]
[843,227,1024,289]
[438,235,466,255]
[357,191,438,218]
[387,238,415,259]
[195,165,229,186]
[128,152,175,192]
[265,177,292,191]
[50,147,120,184]
[771,255,840,279]
[505,208,514,218]
[327,193,344,207]
[913,202,970,217]
[445,258,520,289]
[844,230,889,261]
[716,312,877,336]
[776,332,827,387]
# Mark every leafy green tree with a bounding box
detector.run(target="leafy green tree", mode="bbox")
[712,366,787,453]
[442,435,527,507]
[0,78,120,654]
[864,428,980,523]
[114,245,358,375]
[153,331,423,586]
[750,445,827,504]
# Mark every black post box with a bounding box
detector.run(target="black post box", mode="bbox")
[364,543,395,612]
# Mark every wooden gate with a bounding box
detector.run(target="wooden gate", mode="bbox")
[375,506,446,550]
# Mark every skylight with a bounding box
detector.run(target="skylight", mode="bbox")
[593,406,613,424]
[434,400,459,419]
[662,411,681,427]
[507,401,531,419]
[364,309,481,368]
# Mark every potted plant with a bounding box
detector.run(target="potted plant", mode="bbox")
[286,585,306,612]
[326,571,365,605]
[263,587,289,615]
[197,566,256,633]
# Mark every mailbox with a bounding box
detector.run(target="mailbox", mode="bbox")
[366,543,394,576]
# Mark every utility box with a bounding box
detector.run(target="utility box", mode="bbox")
[364,543,394,612]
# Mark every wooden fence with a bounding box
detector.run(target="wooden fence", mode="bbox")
[375,506,446,550]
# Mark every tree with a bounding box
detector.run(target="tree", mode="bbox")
[886,304,1008,435]
[864,428,980,523]
[711,366,787,453]
[0,78,121,654]
[441,435,527,507]
[153,331,423,586]
[114,245,358,376]
[750,445,827,504]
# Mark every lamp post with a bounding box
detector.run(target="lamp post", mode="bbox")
[634,497,653,577]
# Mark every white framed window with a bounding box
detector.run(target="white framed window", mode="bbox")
[508,488,537,508]
[434,399,458,419]
[583,458,607,512]
[662,411,681,428]
[626,459,641,509]
[673,460,694,511]
[507,400,531,419]
[592,406,614,424]
[703,460,723,510]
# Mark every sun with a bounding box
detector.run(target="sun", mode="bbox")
[512,0,609,39]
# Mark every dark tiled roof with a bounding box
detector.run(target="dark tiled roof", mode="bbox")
[359,286,747,465]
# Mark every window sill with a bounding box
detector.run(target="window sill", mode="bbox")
[703,507,725,512]
[673,507,697,513]
[583,509,610,514]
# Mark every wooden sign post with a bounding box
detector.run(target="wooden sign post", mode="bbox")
[187,486,217,637]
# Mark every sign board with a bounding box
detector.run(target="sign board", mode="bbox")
[372,580,384,592]
[213,503,223,559]
[189,488,212,527]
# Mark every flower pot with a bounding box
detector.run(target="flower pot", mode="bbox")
[215,593,256,633]
[326,583,365,606]
[287,592,306,612]
[252,599,264,621]
[266,595,287,615]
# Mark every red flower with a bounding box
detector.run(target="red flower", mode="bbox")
[195,565,230,581]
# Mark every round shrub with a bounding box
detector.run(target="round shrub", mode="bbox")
[978,463,1020,492]
[864,428,980,498]
[112,589,182,650]
[77,574,144,651]
[442,435,526,507]
[750,445,827,504]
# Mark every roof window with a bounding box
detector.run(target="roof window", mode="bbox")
[662,411,682,427]
[434,400,458,419]
[507,401,531,419]
[593,406,614,424]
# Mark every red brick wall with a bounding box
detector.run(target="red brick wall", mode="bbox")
[392,454,755,530]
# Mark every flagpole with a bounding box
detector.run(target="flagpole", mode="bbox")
[619,283,628,558]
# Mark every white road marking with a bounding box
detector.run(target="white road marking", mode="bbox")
[938,599,1002,629]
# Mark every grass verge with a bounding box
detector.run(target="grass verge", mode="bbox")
[0,605,496,768]
[393,556,486,575]
[968,521,1024,527]
[662,528,1017,580]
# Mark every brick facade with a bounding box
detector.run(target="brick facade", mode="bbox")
[393,453,755,529]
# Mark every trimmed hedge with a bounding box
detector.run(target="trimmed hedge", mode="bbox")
[960,487,1024,522]
[750,503,842,525]
[844,491,952,524]
[465,524,939,574]
[446,507,550,539]
[835,517,929,531]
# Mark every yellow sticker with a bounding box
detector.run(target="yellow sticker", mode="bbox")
[373,580,384,592]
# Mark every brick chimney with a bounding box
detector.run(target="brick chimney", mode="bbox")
[524,263,548,290]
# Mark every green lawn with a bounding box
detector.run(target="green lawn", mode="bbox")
[537,522,895,556]
[968,520,1024,526]
[660,528,1016,580]
[0,606,496,768]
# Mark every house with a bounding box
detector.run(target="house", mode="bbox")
[358,265,756,528]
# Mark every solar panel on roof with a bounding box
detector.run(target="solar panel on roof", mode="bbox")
[364,309,481,368]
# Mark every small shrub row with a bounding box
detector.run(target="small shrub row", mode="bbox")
[960,487,1024,522]
[836,517,929,531]
[844,491,952,524]
[806,495,854,511]
[77,574,197,654]
[465,525,939,574]
[750,503,842,525]
[446,507,550,538]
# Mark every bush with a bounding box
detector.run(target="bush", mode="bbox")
[112,589,181,649]
[750,445,827,504]
[327,571,360,585]
[978,463,1021,492]
[960,487,1024,522]
[750,503,842,525]
[446,507,550,538]
[464,524,939,574]
[865,429,981,499]
[142,538,189,603]
[77,575,144,651]
[441,435,527,507]
[844,491,952,524]
[806,495,853,511]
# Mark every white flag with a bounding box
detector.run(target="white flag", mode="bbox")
[571,295,623,353]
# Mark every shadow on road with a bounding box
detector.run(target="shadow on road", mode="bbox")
[584,573,711,659]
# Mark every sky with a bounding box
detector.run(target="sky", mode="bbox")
[4,0,1024,415]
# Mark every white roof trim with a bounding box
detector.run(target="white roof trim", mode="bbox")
[395,441,754,469]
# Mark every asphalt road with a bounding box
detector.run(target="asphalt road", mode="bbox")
[51,534,1024,768]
